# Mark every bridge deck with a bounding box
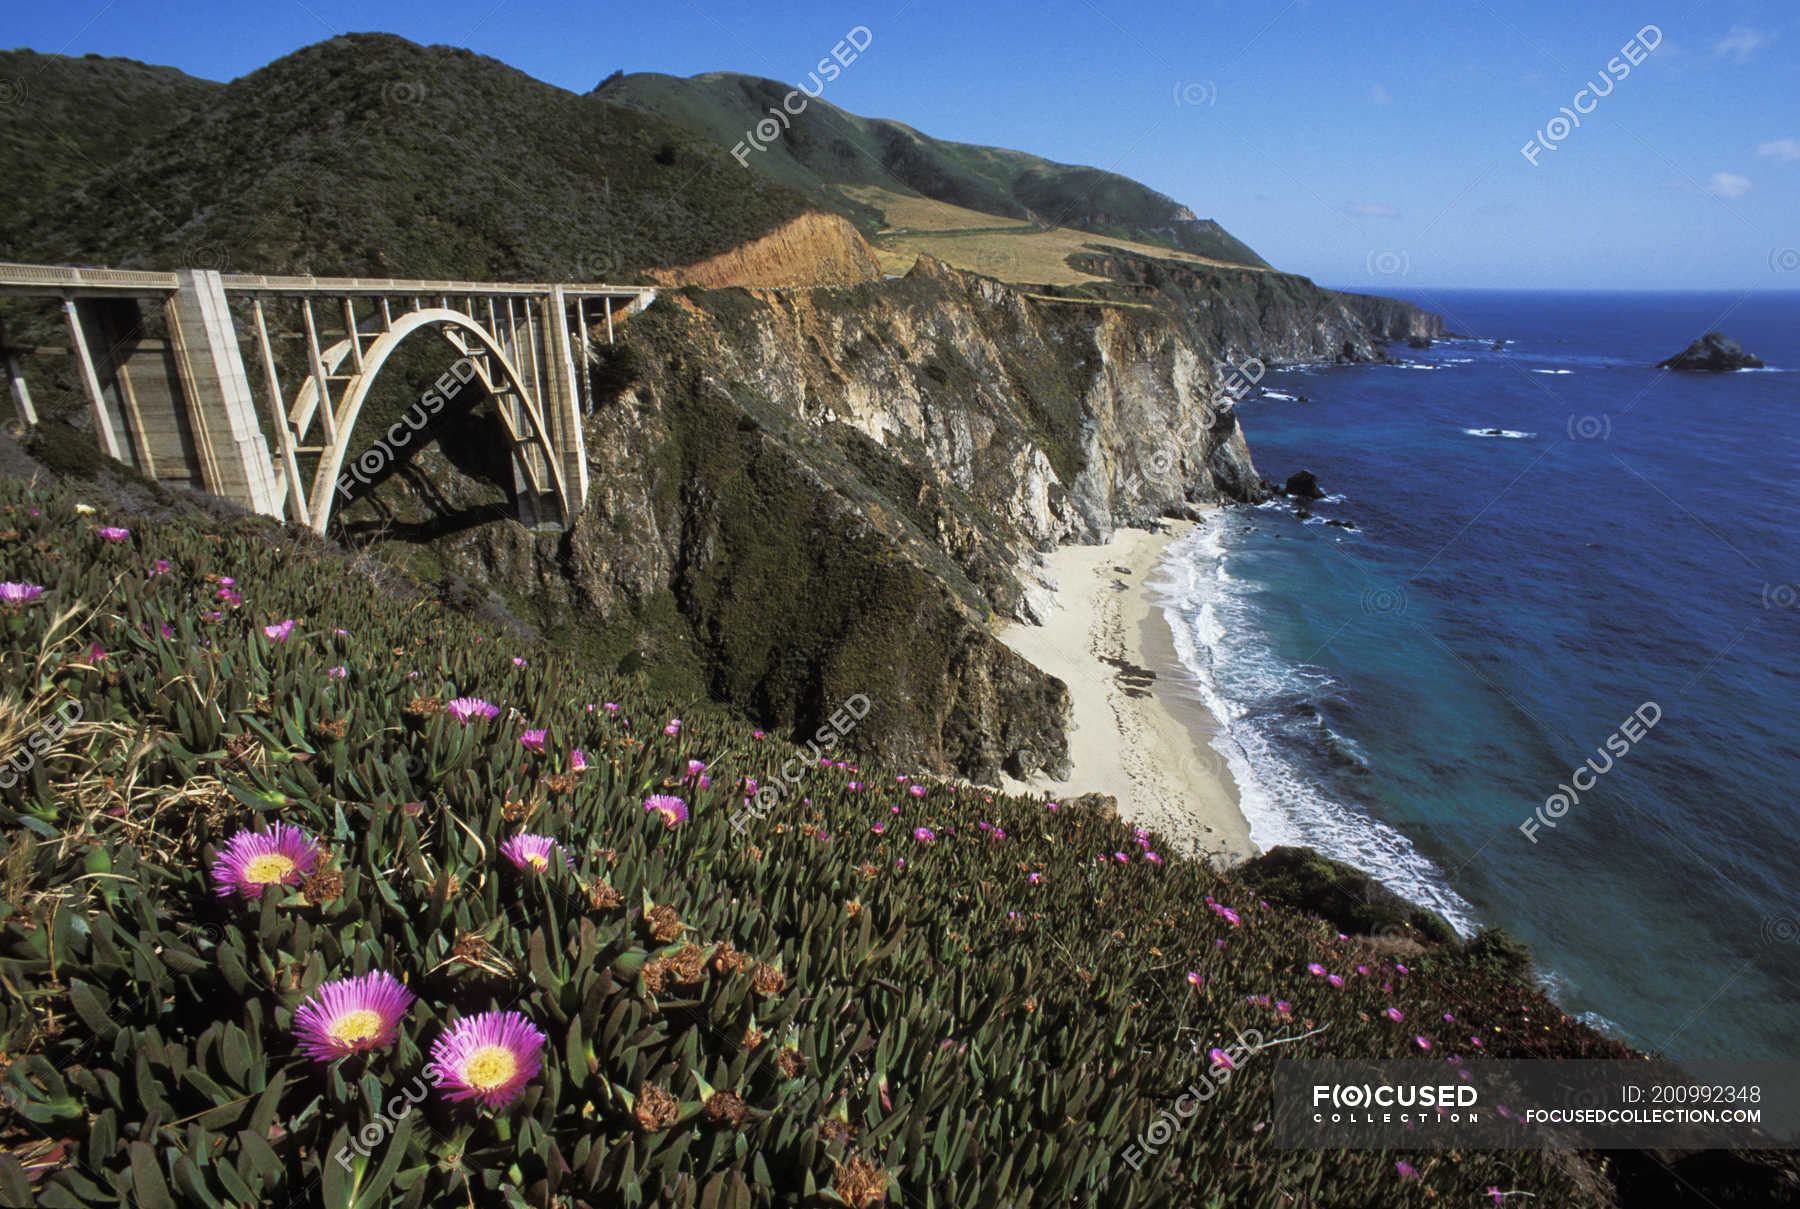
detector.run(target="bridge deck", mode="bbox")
[0,262,648,301]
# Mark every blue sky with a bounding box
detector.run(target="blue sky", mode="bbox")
[9,0,1797,289]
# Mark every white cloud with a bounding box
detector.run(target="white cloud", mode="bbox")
[1706,172,1753,199]
[1345,201,1400,219]
[1370,84,1391,105]
[1714,26,1769,62]
[1756,137,1800,161]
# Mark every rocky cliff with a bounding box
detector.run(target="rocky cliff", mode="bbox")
[1068,247,1445,364]
[342,255,1266,783]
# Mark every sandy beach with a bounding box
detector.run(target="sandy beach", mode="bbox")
[998,517,1257,864]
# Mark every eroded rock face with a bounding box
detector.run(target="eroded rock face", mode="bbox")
[352,257,1287,782]
[1657,332,1765,372]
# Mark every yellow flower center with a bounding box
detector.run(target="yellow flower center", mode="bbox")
[328,1009,384,1047]
[244,853,297,884]
[461,1044,518,1091]
[527,854,549,870]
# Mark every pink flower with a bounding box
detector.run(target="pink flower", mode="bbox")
[1486,1188,1505,1206]
[871,822,885,834]
[1415,1035,1432,1051]
[663,718,681,736]
[500,833,568,874]
[751,729,766,739]
[1307,963,1327,978]
[644,794,688,828]
[150,560,170,576]
[912,827,934,842]
[291,971,414,1062]
[0,582,45,606]
[519,729,548,754]
[1327,974,1345,988]
[1185,970,1203,988]
[1210,902,1241,927]
[908,784,926,798]
[1385,1008,1404,1023]
[511,657,527,667]
[95,526,130,542]
[570,749,588,773]
[1208,1047,1235,1071]
[327,665,347,679]
[428,1010,546,1109]
[1443,1012,1455,1022]
[263,619,296,642]
[1027,872,1042,884]
[1114,852,1129,863]
[446,697,500,723]
[686,759,707,776]
[211,823,320,898]
[1145,851,1162,865]
[1276,1000,1292,1016]
[1395,1161,1417,1179]
[604,702,620,712]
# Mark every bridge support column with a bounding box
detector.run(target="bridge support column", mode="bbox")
[165,270,284,519]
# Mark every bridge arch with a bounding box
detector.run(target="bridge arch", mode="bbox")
[298,307,575,535]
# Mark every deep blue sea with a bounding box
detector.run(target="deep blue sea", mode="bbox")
[1151,289,1800,1062]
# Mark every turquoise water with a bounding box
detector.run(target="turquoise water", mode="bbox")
[1152,289,1800,1061]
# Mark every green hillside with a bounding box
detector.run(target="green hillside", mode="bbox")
[0,50,220,255]
[597,71,1272,269]
[0,36,813,279]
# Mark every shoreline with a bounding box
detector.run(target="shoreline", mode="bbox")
[997,515,1257,865]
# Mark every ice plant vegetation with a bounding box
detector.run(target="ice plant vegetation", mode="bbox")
[428,1010,547,1109]
[291,971,415,1061]
[211,823,320,897]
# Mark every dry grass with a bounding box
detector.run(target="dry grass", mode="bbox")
[846,185,1269,286]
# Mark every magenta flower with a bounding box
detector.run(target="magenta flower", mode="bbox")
[1276,1000,1292,1016]
[871,822,885,834]
[1185,970,1203,988]
[0,582,45,606]
[428,1010,546,1109]
[217,588,241,607]
[291,971,414,1061]
[1210,902,1241,927]
[912,827,934,842]
[752,729,766,739]
[1208,1047,1236,1071]
[643,794,688,828]
[1443,1012,1455,1022]
[446,697,500,723]
[1415,1035,1432,1050]
[686,759,706,776]
[95,526,130,542]
[500,833,568,874]
[1385,1007,1405,1023]
[1327,974,1345,988]
[1028,872,1042,884]
[263,619,296,642]
[327,666,347,679]
[604,702,620,712]
[150,560,170,576]
[511,656,527,667]
[570,749,588,773]
[1486,1188,1505,1206]
[1113,852,1129,863]
[908,784,926,798]
[519,728,548,754]
[1145,851,1162,865]
[211,823,320,898]
[1307,963,1327,978]
[663,718,681,736]
[1396,1161,1417,1179]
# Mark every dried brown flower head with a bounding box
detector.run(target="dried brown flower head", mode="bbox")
[585,879,624,910]
[633,1083,678,1132]
[646,904,683,943]
[702,1091,747,1127]
[668,944,707,986]
[775,1047,807,1078]
[750,963,786,996]
[405,696,444,719]
[831,1155,887,1209]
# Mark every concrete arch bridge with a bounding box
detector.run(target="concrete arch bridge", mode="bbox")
[0,263,655,532]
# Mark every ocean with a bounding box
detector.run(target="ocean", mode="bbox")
[1152,288,1800,1062]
